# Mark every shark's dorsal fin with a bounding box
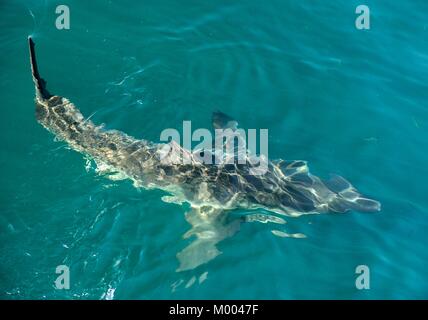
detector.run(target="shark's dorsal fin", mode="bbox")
[211,111,248,161]
[212,111,238,130]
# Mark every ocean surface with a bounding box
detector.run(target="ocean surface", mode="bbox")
[1,0,427,299]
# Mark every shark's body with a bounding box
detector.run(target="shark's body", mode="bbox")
[29,37,380,271]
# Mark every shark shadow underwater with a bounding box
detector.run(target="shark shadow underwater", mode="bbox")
[28,37,380,272]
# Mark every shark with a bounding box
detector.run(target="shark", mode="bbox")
[28,37,380,272]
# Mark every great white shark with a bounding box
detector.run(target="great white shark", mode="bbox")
[29,37,380,271]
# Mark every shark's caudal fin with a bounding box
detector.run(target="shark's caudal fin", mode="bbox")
[28,37,51,100]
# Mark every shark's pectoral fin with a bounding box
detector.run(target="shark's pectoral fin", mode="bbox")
[176,206,241,272]
[176,238,222,273]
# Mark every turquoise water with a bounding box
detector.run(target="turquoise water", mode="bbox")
[1,0,427,299]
